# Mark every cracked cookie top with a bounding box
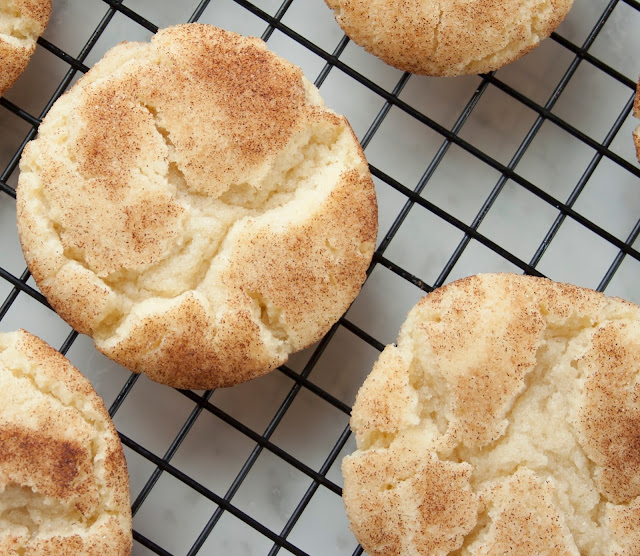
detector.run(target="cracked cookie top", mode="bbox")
[325,0,574,76]
[0,329,132,555]
[0,0,51,96]
[342,273,640,555]
[17,24,377,389]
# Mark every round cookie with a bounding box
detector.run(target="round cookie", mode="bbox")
[634,78,640,163]
[0,329,132,555]
[325,0,574,76]
[0,0,51,96]
[17,24,377,389]
[343,273,640,555]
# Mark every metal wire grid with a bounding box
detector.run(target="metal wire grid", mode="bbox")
[1,0,639,554]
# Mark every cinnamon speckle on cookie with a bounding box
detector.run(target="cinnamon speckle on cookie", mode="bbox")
[16,24,377,389]
[325,0,574,76]
[0,0,51,95]
[0,329,132,555]
[343,273,640,555]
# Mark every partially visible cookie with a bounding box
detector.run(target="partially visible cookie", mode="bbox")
[17,24,377,389]
[343,273,640,555]
[0,329,132,555]
[0,0,51,96]
[325,0,574,76]
[634,78,640,163]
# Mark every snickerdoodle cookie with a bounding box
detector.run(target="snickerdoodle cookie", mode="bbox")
[17,24,377,389]
[0,329,132,555]
[0,0,51,95]
[343,273,640,555]
[325,0,574,76]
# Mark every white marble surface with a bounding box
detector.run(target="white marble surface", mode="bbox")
[1,0,639,555]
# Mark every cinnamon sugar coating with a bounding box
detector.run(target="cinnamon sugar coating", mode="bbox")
[0,330,132,555]
[325,0,574,76]
[0,0,51,95]
[16,24,377,388]
[343,273,640,555]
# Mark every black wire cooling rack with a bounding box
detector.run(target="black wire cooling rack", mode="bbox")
[1,1,640,554]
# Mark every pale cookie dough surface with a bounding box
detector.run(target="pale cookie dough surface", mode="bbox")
[17,24,377,389]
[325,0,574,76]
[0,329,132,555]
[343,273,640,555]
[0,0,50,96]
